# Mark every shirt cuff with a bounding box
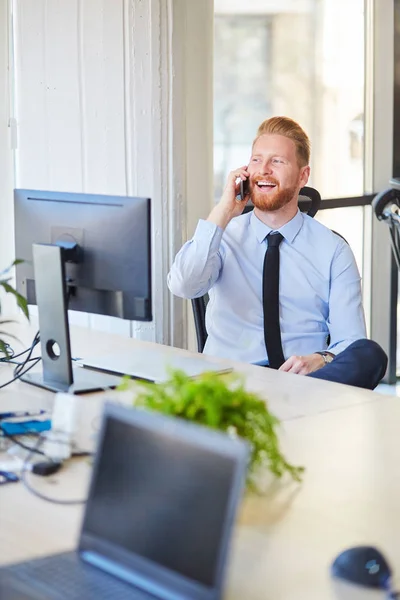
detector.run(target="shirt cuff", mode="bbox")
[328,340,355,356]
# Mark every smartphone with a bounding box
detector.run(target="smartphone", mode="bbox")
[239,178,250,202]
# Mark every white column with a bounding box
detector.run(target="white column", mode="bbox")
[7,0,213,348]
[124,0,214,348]
[0,0,15,315]
[123,0,214,348]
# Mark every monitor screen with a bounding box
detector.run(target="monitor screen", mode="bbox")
[82,413,237,588]
[14,189,152,321]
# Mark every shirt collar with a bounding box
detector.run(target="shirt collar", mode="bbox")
[250,208,304,244]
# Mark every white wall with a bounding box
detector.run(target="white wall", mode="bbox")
[0,0,15,316]
[2,0,213,349]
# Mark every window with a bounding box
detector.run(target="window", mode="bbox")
[214,0,366,281]
[214,15,272,200]
[214,0,365,202]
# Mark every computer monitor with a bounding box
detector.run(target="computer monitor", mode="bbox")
[14,189,152,394]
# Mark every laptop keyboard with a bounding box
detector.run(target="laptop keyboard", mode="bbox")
[3,552,155,599]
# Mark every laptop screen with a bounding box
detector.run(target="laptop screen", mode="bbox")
[81,411,238,589]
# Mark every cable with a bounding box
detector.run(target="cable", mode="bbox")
[0,342,15,360]
[0,356,41,390]
[3,433,47,457]
[2,429,91,460]
[13,331,41,377]
[0,338,40,363]
[0,330,41,390]
[0,331,40,363]
[20,434,88,506]
[384,576,400,599]
[1,289,74,386]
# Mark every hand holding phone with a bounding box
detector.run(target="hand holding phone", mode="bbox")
[208,166,250,229]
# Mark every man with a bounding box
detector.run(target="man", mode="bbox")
[168,116,387,389]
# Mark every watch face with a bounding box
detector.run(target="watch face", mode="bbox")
[324,353,334,363]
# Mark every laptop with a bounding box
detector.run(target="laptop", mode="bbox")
[79,346,233,383]
[0,402,249,600]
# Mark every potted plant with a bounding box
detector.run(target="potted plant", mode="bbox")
[0,260,29,357]
[118,369,304,490]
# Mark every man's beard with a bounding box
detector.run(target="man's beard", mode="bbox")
[250,178,299,212]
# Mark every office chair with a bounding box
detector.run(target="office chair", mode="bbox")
[191,186,322,353]
[372,178,400,270]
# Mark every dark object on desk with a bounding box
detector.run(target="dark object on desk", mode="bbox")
[331,545,392,589]
[0,401,249,600]
[31,461,62,477]
[14,189,152,394]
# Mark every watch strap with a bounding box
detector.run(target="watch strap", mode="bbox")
[315,351,335,365]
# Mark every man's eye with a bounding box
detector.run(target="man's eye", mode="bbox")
[251,157,260,162]
[272,158,283,164]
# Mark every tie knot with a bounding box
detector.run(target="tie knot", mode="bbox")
[267,232,284,248]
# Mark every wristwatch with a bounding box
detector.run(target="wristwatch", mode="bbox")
[315,351,335,365]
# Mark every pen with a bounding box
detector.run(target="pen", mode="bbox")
[0,409,47,420]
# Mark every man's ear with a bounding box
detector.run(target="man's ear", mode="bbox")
[300,165,310,188]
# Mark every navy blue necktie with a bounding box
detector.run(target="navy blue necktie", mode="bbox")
[263,232,285,369]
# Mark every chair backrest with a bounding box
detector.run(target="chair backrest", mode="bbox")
[192,294,209,353]
[191,186,321,353]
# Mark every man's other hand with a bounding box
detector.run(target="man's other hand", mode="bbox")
[279,353,325,375]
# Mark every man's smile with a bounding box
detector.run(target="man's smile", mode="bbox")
[254,179,278,192]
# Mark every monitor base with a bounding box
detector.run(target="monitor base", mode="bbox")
[21,367,122,395]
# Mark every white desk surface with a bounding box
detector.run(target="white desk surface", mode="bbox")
[0,323,397,599]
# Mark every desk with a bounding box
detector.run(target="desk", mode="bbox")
[0,324,397,599]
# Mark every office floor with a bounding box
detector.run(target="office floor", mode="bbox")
[374,339,400,395]
[376,381,400,396]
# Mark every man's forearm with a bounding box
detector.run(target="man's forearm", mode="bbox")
[167,220,223,298]
[207,203,236,230]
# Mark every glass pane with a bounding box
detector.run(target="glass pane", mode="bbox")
[214,0,365,201]
[315,206,364,275]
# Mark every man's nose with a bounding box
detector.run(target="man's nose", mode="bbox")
[260,160,273,174]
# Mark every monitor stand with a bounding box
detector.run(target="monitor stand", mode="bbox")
[21,243,122,394]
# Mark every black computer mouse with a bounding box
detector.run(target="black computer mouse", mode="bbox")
[331,545,392,589]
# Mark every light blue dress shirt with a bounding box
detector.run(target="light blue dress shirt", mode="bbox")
[167,209,367,364]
